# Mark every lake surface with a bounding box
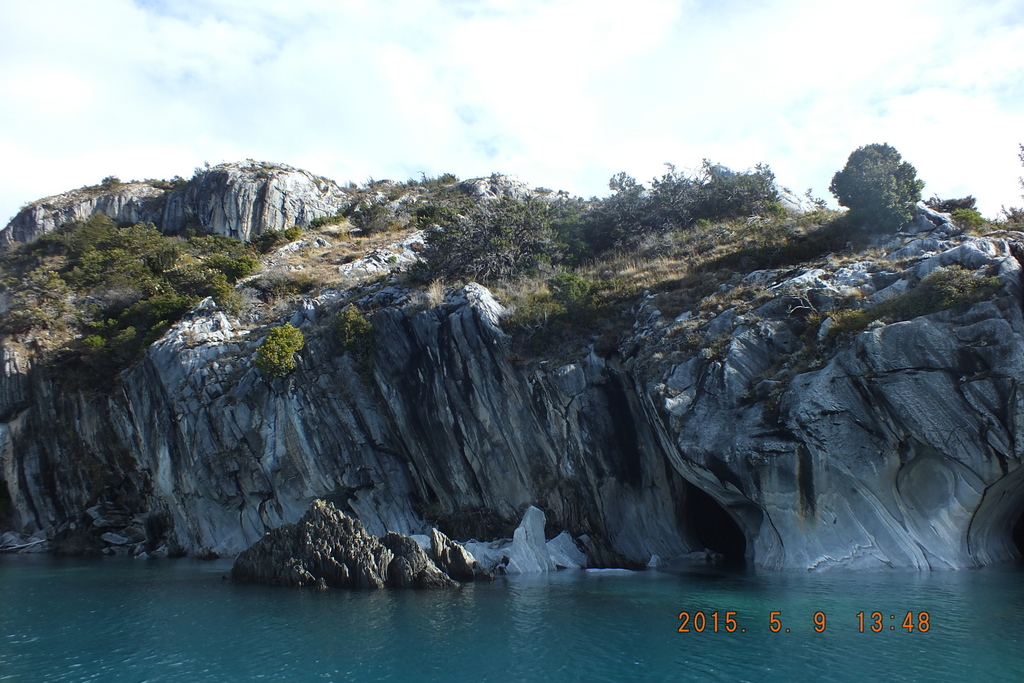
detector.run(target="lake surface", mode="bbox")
[1,555,1021,682]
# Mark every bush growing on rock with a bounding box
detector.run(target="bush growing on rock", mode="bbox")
[349,202,394,235]
[951,208,986,231]
[203,254,259,282]
[252,225,303,253]
[926,195,977,214]
[334,305,373,359]
[829,143,924,231]
[308,212,347,230]
[255,323,305,377]
[1002,144,1024,228]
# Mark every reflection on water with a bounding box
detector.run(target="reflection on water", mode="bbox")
[0,555,1022,682]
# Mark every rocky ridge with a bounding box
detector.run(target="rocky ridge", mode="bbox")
[1,161,350,246]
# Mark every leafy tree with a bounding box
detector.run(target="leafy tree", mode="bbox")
[254,323,305,377]
[829,143,924,231]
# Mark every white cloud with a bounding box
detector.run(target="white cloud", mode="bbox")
[0,0,1021,225]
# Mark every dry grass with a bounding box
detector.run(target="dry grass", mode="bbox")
[426,279,445,307]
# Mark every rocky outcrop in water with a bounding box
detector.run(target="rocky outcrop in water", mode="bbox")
[231,500,459,588]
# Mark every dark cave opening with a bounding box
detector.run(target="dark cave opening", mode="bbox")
[1013,511,1024,558]
[683,481,747,563]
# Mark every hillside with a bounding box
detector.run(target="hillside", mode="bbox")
[1,156,1023,571]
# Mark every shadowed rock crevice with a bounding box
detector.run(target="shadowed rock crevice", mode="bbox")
[1013,513,1024,558]
[681,481,747,563]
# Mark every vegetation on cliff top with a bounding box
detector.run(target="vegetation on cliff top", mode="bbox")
[0,143,1018,387]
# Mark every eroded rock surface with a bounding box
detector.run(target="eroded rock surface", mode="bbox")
[231,500,457,588]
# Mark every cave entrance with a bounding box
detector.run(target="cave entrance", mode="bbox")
[682,481,747,563]
[1013,511,1024,559]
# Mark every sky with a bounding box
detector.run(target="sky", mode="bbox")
[1,0,1022,226]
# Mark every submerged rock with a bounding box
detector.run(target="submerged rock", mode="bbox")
[231,500,460,589]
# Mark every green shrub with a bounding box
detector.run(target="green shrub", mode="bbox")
[422,195,558,282]
[829,143,924,231]
[255,323,305,377]
[334,305,373,359]
[548,272,591,306]
[349,202,392,235]
[208,272,233,304]
[204,254,259,282]
[252,226,302,253]
[951,208,985,231]
[414,203,463,229]
[309,212,346,230]
[251,270,319,300]
[926,195,977,214]
[582,161,780,252]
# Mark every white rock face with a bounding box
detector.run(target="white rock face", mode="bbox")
[1,160,352,246]
[457,175,534,200]
[464,506,586,574]
[775,186,820,214]
[1,183,166,246]
[161,162,349,241]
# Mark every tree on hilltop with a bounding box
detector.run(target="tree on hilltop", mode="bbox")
[830,143,924,231]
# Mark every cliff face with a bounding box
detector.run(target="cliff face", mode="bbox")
[653,238,1024,569]
[2,166,1023,570]
[0,287,693,565]
[1,161,350,246]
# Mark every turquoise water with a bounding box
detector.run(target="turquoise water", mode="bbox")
[1,556,1022,682]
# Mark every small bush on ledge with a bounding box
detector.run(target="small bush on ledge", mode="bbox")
[334,305,373,359]
[255,323,305,377]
